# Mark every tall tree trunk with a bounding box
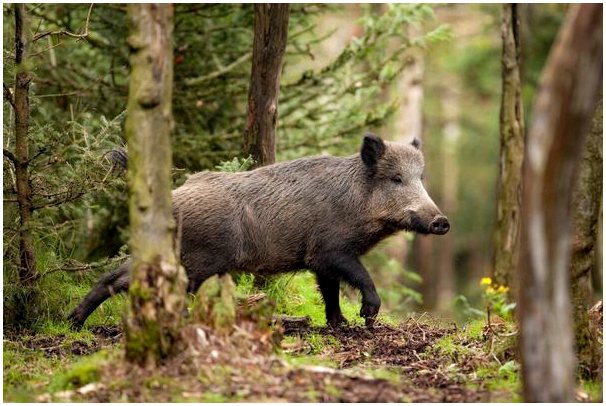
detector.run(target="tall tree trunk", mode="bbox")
[124,4,187,368]
[570,98,602,378]
[12,4,37,286]
[518,4,602,402]
[243,4,290,167]
[389,48,426,299]
[493,4,525,295]
[435,85,459,312]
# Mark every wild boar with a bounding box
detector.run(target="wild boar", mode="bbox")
[68,133,449,328]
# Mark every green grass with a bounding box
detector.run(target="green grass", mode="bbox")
[249,271,367,327]
[580,378,603,402]
[473,361,522,402]
[3,343,67,402]
[49,349,115,392]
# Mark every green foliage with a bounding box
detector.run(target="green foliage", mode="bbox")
[454,294,485,320]
[214,155,255,173]
[279,4,445,161]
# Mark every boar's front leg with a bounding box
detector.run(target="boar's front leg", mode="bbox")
[315,254,381,327]
[315,273,348,327]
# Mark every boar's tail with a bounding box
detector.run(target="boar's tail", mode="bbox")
[101,147,128,174]
[68,260,131,329]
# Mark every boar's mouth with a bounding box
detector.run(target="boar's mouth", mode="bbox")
[404,212,433,234]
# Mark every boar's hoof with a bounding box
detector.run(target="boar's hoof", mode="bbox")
[360,297,380,327]
[327,313,349,328]
[429,215,450,235]
[67,311,84,330]
[365,315,377,328]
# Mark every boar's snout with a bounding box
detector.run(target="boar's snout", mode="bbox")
[429,215,450,235]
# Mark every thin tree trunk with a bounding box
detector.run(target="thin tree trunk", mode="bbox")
[570,98,602,378]
[414,234,434,309]
[435,86,459,312]
[243,4,290,167]
[389,48,425,296]
[12,4,37,286]
[518,4,602,402]
[493,4,525,294]
[124,4,187,368]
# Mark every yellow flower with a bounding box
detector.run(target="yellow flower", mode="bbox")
[480,277,492,286]
[497,285,510,294]
[486,286,495,294]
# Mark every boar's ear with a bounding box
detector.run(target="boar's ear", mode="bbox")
[361,133,386,168]
[411,138,421,149]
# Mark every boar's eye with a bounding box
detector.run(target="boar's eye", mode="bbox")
[391,176,403,184]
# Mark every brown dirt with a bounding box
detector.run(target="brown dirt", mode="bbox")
[8,325,122,357]
[36,319,496,402]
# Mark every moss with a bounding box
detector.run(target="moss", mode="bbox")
[368,366,402,385]
[303,332,339,354]
[49,350,113,392]
[305,388,320,402]
[432,335,470,361]
[464,319,486,340]
[473,361,522,402]
[324,383,341,398]
[285,354,338,368]
[124,318,164,364]
[193,274,237,333]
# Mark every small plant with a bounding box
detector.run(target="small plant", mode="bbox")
[479,277,516,321]
[214,156,255,173]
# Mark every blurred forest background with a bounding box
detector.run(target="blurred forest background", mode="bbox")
[6,3,596,325]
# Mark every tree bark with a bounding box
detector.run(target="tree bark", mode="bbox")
[435,85,459,312]
[493,4,525,295]
[389,48,426,303]
[570,98,602,378]
[518,4,602,402]
[124,4,187,368]
[12,4,37,286]
[243,4,290,167]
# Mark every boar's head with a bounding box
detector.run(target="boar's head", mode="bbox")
[361,133,450,235]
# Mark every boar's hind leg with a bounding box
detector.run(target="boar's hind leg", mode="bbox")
[67,261,131,329]
[315,273,348,327]
[315,254,381,327]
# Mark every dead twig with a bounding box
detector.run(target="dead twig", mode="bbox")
[3,83,15,109]
[3,148,17,165]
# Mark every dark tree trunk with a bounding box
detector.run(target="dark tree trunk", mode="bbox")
[570,98,602,378]
[124,4,187,368]
[493,4,525,295]
[243,4,290,167]
[12,4,37,286]
[518,4,602,402]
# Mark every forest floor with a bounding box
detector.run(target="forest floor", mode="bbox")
[3,273,603,403]
[6,313,601,403]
